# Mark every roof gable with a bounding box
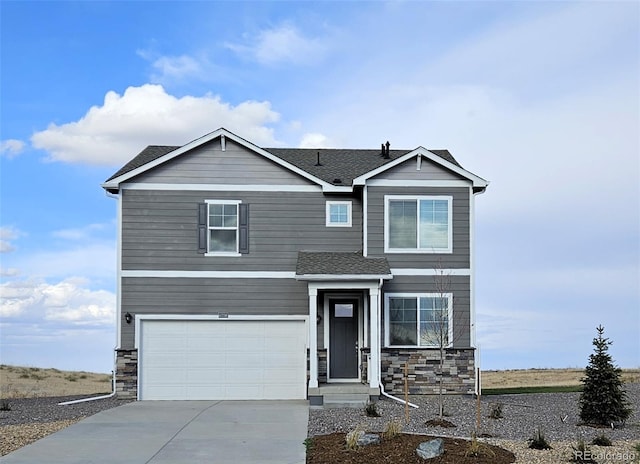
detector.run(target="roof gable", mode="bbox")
[102,128,488,193]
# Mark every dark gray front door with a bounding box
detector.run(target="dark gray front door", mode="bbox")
[329,299,359,379]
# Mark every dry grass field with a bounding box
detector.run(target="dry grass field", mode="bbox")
[2,364,638,398]
[0,365,112,398]
[482,367,640,389]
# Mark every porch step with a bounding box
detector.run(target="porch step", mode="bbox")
[309,384,380,409]
[322,393,370,409]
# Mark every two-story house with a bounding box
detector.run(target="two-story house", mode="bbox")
[102,128,488,405]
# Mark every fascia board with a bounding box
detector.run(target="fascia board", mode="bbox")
[101,127,345,192]
[295,274,393,281]
[352,147,489,189]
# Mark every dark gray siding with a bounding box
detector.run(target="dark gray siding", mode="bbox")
[381,275,471,347]
[130,139,313,185]
[121,190,363,271]
[367,186,470,268]
[376,156,467,181]
[121,277,309,348]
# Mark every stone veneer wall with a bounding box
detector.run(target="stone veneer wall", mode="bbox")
[379,348,475,395]
[115,349,138,399]
[307,349,328,383]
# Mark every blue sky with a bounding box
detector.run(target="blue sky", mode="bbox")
[1,1,638,374]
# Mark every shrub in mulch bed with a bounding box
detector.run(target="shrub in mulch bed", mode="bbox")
[306,432,516,464]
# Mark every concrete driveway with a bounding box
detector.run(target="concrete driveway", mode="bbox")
[0,400,309,464]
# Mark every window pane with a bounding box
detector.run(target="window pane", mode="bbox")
[329,204,348,223]
[209,204,223,227]
[419,200,448,249]
[418,297,448,347]
[209,229,236,252]
[389,297,417,345]
[389,200,417,248]
[223,204,237,227]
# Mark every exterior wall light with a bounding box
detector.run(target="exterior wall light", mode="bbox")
[125,312,133,324]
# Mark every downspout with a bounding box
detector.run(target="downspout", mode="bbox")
[60,190,120,406]
[58,368,116,405]
[376,278,419,409]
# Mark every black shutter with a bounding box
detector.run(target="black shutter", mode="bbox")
[197,203,207,254]
[238,203,249,254]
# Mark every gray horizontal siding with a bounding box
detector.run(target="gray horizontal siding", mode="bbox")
[367,186,470,268]
[131,139,313,185]
[374,156,467,181]
[120,277,309,348]
[121,190,363,271]
[381,275,471,347]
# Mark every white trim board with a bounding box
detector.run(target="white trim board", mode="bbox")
[122,270,295,279]
[366,179,472,188]
[121,183,322,192]
[390,268,471,276]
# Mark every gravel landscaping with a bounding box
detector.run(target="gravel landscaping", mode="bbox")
[309,383,640,464]
[1,385,638,462]
[309,383,640,442]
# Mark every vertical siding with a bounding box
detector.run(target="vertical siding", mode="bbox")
[130,139,313,185]
[121,190,363,271]
[367,186,470,268]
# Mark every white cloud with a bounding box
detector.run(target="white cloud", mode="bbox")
[0,139,26,158]
[226,23,328,66]
[0,226,20,253]
[30,84,281,166]
[0,277,115,325]
[299,132,332,148]
[0,267,20,277]
[52,223,109,241]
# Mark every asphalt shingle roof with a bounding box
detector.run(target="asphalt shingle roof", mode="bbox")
[296,251,391,277]
[105,141,460,186]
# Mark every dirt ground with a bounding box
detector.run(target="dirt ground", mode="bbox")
[0,365,111,398]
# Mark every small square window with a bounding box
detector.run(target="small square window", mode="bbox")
[326,201,352,227]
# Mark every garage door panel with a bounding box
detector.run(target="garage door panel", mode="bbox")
[144,354,185,368]
[140,319,306,400]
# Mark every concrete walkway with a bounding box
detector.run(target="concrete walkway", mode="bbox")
[1,400,309,464]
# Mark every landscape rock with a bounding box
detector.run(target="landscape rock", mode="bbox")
[416,438,444,460]
[357,433,381,446]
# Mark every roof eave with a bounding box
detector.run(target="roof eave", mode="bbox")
[295,273,393,281]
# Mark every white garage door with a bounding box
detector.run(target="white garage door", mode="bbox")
[139,319,307,400]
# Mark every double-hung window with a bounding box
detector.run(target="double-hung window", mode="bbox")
[207,200,240,255]
[385,293,453,347]
[326,201,352,227]
[385,195,452,253]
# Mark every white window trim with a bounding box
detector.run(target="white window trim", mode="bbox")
[326,201,352,227]
[205,199,242,257]
[384,195,453,254]
[384,292,453,348]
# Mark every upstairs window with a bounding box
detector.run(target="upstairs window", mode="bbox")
[326,201,352,227]
[385,195,452,253]
[208,201,239,253]
[197,200,249,256]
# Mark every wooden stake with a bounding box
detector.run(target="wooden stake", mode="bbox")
[475,367,481,432]
[404,361,409,423]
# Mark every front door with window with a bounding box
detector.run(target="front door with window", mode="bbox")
[329,299,359,379]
